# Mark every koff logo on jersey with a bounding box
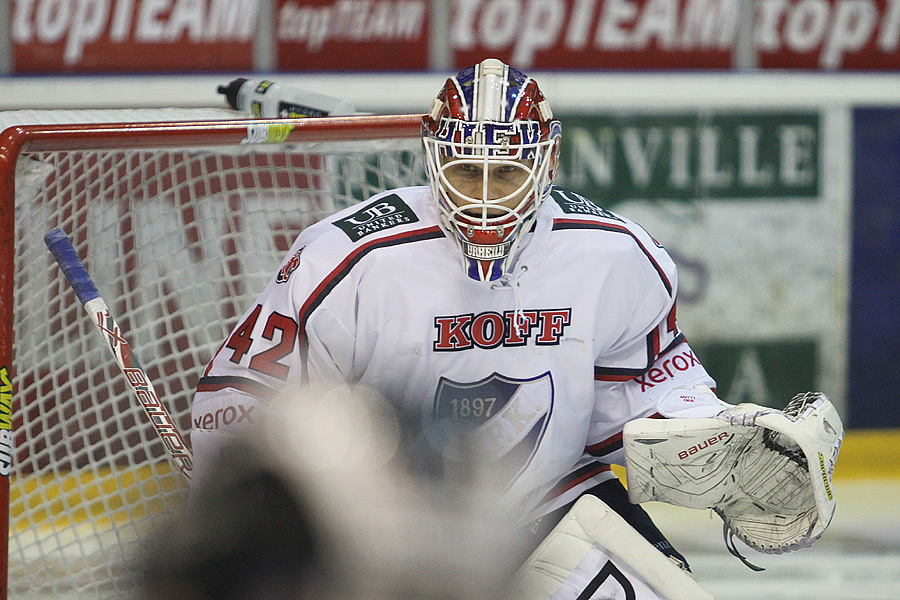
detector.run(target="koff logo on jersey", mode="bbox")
[433,308,571,351]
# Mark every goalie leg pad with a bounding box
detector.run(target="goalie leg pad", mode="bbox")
[508,495,715,600]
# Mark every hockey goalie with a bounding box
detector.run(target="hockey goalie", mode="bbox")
[508,386,843,600]
[189,59,844,600]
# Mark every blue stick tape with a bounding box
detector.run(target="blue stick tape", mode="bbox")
[44,228,102,305]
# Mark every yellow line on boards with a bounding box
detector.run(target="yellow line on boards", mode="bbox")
[9,462,187,532]
[832,429,900,480]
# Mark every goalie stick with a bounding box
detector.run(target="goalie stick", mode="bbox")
[44,229,193,480]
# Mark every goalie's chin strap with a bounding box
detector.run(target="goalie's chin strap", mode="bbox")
[718,514,765,572]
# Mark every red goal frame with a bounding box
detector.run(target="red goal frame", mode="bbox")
[0,114,422,599]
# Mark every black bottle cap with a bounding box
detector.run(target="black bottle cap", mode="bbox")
[217,78,248,110]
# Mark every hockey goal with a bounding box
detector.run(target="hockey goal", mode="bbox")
[0,112,424,599]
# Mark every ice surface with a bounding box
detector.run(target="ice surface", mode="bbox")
[646,478,900,600]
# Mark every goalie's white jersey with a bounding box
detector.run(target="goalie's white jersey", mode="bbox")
[193,185,722,521]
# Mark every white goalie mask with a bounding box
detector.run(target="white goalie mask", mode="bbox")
[422,58,562,282]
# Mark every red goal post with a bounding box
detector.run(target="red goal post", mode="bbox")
[0,113,422,599]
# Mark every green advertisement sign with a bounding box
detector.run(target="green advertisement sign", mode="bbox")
[556,112,821,204]
[692,340,818,411]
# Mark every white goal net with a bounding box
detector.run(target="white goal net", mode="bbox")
[1,111,424,599]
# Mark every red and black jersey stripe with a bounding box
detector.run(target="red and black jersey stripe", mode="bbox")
[593,331,686,383]
[195,375,277,398]
[550,219,673,296]
[298,225,445,326]
[539,461,613,506]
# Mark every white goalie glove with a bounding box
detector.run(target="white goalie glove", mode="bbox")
[624,389,843,557]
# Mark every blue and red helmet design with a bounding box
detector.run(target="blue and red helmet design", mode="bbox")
[422,59,562,282]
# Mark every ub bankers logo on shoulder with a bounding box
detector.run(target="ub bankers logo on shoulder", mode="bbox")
[551,189,623,221]
[334,194,419,241]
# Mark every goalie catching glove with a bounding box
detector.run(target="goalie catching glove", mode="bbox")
[624,388,843,557]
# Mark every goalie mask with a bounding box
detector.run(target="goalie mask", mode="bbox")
[422,58,562,282]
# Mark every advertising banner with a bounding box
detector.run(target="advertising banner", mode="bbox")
[275,0,430,70]
[554,108,847,412]
[272,0,751,72]
[451,0,900,71]
[451,0,734,69]
[11,0,256,73]
[756,0,900,69]
[9,0,900,73]
[555,112,820,203]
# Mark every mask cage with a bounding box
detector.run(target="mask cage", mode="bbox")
[423,122,558,251]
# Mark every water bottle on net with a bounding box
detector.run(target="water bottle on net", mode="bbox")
[217,78,356,118]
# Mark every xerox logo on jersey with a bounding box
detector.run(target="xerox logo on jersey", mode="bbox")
[276,247,304,283]
[192,403,256,430]
[433,371,553,484]
[334,194,419,241]
[433,308,571,351]
[634,348,702,393]
[551,189,623,220]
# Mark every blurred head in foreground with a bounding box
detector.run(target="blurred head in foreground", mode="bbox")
[141,384,521,600]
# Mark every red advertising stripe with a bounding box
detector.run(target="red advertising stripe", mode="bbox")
[756,0,900,69]
[452,0,733,70]
[11,0,900,75]
[12,0,255,73]
[453,0,900,71]
[275,0,430,70]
